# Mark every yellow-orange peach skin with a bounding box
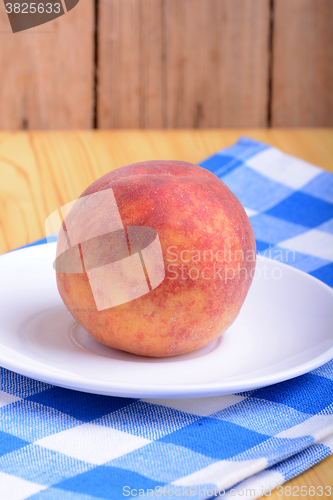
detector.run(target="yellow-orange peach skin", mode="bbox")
[56,160,256,357]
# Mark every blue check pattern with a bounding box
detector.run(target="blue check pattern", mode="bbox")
[1,137,332,500]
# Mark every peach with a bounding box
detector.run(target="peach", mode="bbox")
[56,160,256,357]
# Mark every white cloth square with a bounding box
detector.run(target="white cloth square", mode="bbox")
[279,229,333,260]
[172,458,266,490]
[276,414,333,440]
[0,472,46,500]
[0,391,20,409]
[36,423,151,465]
[143,395,246,417]
[246,148,320,190]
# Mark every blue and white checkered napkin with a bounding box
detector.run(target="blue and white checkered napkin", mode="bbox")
[1,137,333,500]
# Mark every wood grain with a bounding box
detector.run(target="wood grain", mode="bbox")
[0,129,332,253]
[0,0,94,130]
[97,0,270,128]
[0,129,332,496]
[97,0,165,128]
[271,0,333,127]
[1,0,333,129]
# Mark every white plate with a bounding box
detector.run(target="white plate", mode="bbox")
[0,243,332,398]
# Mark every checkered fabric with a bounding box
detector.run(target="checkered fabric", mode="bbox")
[1,137,332,500]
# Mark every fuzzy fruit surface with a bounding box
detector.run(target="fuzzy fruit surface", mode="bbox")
[56,160,256,357]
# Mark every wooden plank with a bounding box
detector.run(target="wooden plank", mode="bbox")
[97,0,164,128]
[0,0,94,130]
[1,128,332,254]
[271,0,333,127]
[163,0,270,128]
[97,0,270,128]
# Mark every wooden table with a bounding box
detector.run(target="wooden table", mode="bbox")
[0,129,332,499]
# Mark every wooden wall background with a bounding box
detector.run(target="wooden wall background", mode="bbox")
[0,0,332,130]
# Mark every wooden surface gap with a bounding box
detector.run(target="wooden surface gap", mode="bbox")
[93,0,100,129]
[161,0,167,128]
[267,0,274,127]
